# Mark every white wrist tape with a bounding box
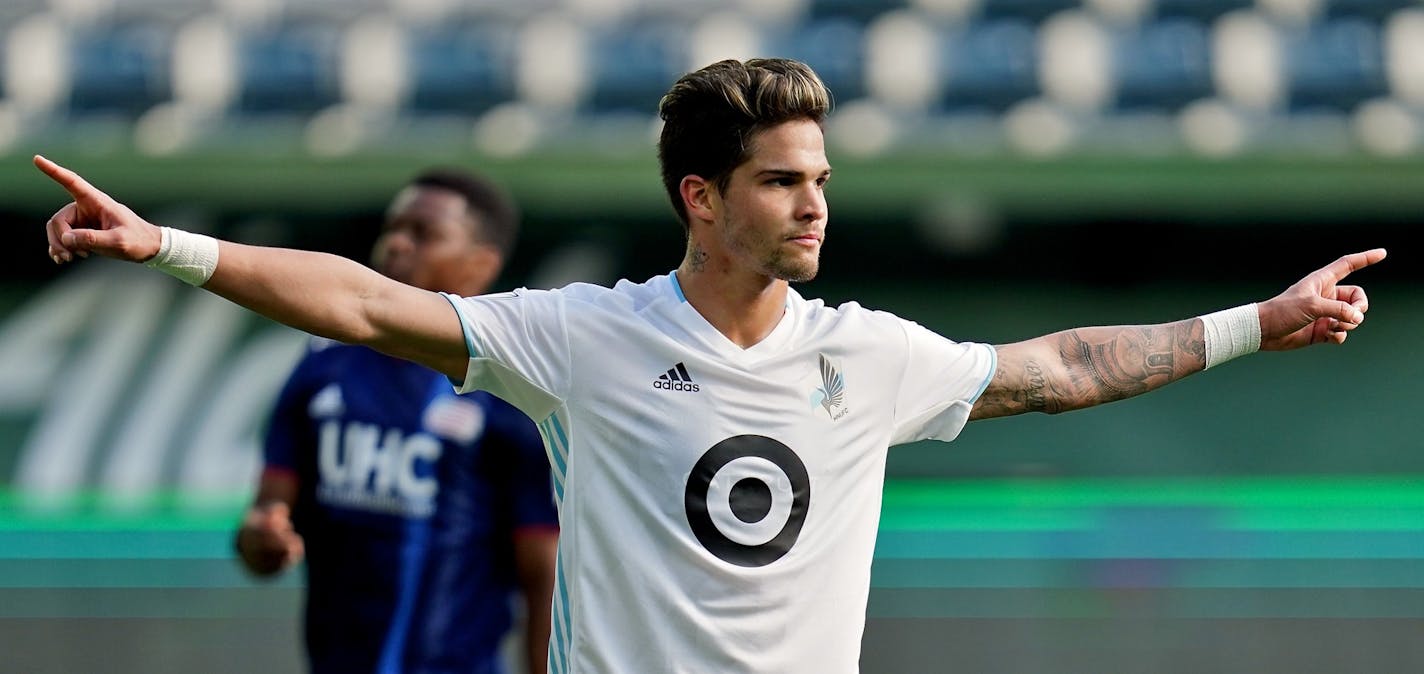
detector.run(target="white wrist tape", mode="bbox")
[144,227,219,286]
[1201,303,1260,369]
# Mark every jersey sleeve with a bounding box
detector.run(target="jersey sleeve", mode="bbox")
[261,346,323,474]
[889,319,997,446]
[440,289,569,422]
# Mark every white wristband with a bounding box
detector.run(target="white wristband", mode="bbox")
[1200,303,1260,369]
[144,226,220,286]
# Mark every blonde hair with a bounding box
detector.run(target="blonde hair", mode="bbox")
[657,58,832,230]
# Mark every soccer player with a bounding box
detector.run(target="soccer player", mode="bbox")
[37,58,1384,674]
[232,168,559,674]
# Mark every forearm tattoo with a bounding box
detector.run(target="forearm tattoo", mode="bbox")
[1057,320,1205,410]
[1068,328,1172,398]
[978,319,1206,418]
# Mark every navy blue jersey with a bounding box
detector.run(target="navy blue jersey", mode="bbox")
[264,339,558,674]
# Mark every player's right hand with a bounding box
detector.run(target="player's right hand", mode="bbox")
[33,154,163,265]
[236,501,306,576]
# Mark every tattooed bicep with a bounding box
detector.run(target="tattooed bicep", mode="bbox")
[971,343,1070,419]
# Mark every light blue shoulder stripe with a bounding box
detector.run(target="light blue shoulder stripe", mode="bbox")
[969,343,997,404]
[438,292,480,358]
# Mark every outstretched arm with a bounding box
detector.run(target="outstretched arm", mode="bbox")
[36,155,470,380]
[969,248,1386,420]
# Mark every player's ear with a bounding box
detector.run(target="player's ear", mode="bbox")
[680,175,715,224]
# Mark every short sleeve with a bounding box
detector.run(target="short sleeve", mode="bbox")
[441,289,570,422]
[889,320,997,446]
[262,346,321,473]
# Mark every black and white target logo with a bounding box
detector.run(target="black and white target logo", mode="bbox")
[684,435,810,567]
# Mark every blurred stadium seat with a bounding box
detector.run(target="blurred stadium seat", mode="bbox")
[236,19,343,114]
[1110,17,1214,111]
[937,18,1039,113]
[1284,17,1389,111]
[1384,8,1424,105]
[68,19,173,116]
[767,17,869,103]
[407,18,520,115]
[586,17,693,114]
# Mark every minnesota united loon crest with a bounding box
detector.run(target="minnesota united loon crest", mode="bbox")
[810,354,848,420]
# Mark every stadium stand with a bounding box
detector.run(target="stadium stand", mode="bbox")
[406,18,520,115]
[68,18,174,116]
[236,18,343,114]
[586,17,693,114]
[0,0,1420,157]
[1109,17,1214,111]
[937,18,1041,112]
[768,17,870,102]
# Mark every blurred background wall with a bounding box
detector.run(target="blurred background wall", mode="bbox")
[1,0,1422,672]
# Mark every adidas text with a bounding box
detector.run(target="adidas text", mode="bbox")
[654,363,700,392]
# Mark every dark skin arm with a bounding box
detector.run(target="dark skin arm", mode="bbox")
[971,249,1386,420]
[513,529,558,674]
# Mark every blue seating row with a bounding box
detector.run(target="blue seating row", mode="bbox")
[7,5,1418,119]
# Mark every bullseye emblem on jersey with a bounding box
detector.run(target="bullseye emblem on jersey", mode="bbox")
[653,362,700,392]
[684,435,810,567]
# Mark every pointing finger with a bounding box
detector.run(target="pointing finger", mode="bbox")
[1319,248,1387,283]
[33,155,103,201]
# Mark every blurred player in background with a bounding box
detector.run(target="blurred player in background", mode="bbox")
[232,168,558,674]
[36,58,1385,673]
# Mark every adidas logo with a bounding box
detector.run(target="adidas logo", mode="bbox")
[653,362,701,392]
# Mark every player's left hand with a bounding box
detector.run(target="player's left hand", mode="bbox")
[1258,248,1387,351]
[34,154,163,265]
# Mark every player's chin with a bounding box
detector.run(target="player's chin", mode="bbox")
[774,259,820,283]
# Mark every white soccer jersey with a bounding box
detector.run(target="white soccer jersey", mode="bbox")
[443,272,995,674]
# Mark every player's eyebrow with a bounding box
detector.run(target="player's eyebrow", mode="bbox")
[755,168,833,179]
